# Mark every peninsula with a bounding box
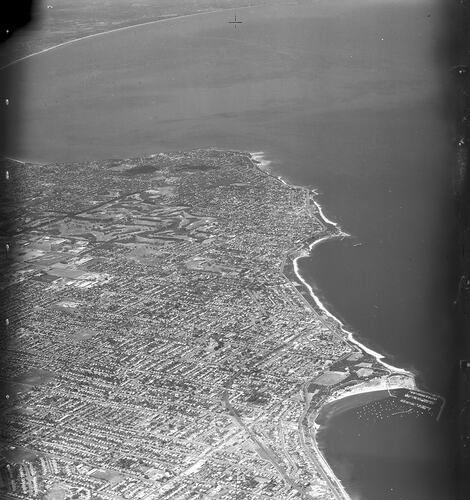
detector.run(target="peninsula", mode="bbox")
[0,150,443,499]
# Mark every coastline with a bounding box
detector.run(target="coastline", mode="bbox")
[0,8,251,72]
[249,151,415,376]
[247,150,422,500]
[1,156,45,166]
[3,148,445,500]
[0,0,454,490]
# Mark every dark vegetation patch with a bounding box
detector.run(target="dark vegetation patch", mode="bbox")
[123,164,160,176]
[173,164,216,172]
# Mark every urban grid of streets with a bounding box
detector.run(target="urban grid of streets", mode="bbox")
[0,150,442,500]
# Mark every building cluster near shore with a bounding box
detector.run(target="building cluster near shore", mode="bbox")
[0,149,441,500]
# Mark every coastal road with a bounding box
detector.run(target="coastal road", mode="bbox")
[298,385,350,500]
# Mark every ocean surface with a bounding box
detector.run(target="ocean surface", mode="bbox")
[315,391,457,500]
[2,0,458,498]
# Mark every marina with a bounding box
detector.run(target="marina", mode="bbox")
[1,0,457,498]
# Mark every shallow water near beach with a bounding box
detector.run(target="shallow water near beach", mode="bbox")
[3,0,458,498]
[316,393,457,500]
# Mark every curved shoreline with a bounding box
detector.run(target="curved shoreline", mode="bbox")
[294,246,412,376]
[248,150,421,500]
[250,151,414,378]
[0,2,286,72]
[3,147,443,499]
[0,0,449,488]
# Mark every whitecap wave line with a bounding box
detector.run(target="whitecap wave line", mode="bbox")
[293,237,342,325]
[294,237,412,377]
[313,200,338,227]
[342,328,410,375]
[248,150,411,377]
[250,151,272,171]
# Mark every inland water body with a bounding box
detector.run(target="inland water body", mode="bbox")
[2,0,458,498]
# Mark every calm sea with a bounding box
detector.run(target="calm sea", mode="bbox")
[3,0,458,498]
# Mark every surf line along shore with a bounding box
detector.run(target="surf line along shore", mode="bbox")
[248,151,445,500]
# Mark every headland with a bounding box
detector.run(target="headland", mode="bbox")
[0,148,447,499]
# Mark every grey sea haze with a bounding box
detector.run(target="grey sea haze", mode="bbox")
[2,0,458,498]
[4,0,442,161]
